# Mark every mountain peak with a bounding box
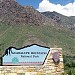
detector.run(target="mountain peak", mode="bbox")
[42,11,75,31]
[0,0,51,25]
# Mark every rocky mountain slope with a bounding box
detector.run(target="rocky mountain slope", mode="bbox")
[42,11,75,31]
[0,0,52,25]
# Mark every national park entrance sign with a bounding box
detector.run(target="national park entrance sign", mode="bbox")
[2,45,49,65]
[1,44,64,75]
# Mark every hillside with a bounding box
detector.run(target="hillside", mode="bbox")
[0,22,75,59]
[42,11,75,31]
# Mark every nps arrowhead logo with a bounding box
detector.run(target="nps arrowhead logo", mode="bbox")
[53,52,59,63]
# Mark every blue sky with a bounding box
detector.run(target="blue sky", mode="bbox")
[16,0,41,8]
[50,0,74,5]
[16,0,75,16]
[16,0,74,9]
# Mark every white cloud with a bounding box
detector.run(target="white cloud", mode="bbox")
[37,0,75,16]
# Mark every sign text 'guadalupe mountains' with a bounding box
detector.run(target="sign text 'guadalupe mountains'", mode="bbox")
[2,44,50,65]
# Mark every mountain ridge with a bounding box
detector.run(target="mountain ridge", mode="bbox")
[0,0,53,25]
[41,11,75,31]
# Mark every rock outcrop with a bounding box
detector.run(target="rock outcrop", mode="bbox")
[0,0,51,25]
